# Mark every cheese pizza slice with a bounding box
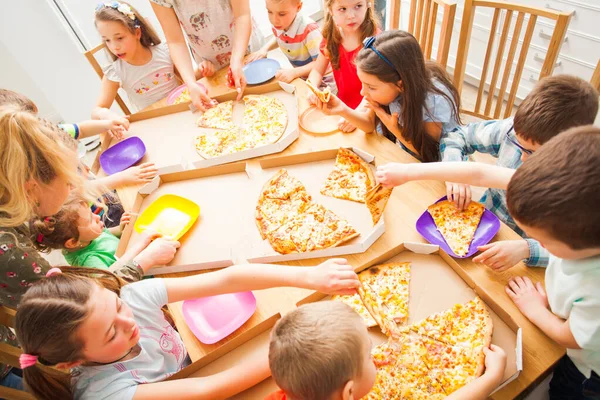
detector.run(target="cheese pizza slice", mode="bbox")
[321,148,376,203]
[427,200,485,257]
[359,263,411,325]
[196,100,236,129]
[306,80,331,103]
[365,183,393,225]
[332,294,378,328]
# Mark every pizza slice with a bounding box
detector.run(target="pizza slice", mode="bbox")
[321,148,376,203]
[255,193,311,240]
[242,95,288,147]
[358,282,401,337]
[359,263,411,325]
[260,169,309,200]
[409,297,493,349]
[365,183,393,225]
[196,100,236,129]
[418,336,486,395]
[195,127,240,158]
[306,80,331,103]
[427,200,485,257]
[332,294,378,328]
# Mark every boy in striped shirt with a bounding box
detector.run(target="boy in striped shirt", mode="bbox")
[247,0,334,88]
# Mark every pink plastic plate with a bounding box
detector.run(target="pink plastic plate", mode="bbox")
[182,291,257,344]
[166,82,208,105]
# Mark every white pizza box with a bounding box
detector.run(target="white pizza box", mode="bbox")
[189,84,299,170]
[106,81,299,175]
[117,147,385,275]
[297,242,523,395]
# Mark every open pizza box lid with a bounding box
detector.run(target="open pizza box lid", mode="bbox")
[112,81,299,174]
[298,242,523,394]
[118,147,385,275]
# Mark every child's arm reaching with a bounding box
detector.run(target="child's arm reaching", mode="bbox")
[311,94,376,134]
[245,37,277,64]
[165,258,360,303]
[77,119,128,140]
[506,277,581,349]
[376,162,515,190]
[446,345,507,400]
[108,211,132,238]
[133,344,270,400]
[89,163,158,190]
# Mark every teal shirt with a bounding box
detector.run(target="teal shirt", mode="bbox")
[63,229,119,269]
[546,254,600,377]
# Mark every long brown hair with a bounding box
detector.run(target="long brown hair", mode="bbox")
[322,0,379,70]
[94,2,161,61]
[355,30,461,162]
[15,267,126,400]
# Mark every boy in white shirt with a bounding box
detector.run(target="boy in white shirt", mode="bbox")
[375,125,600,398]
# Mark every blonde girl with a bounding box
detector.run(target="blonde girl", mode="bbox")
[92,2,179,125]
[316,31,461,162]
[16,260,359,400]
[307,0,379,132]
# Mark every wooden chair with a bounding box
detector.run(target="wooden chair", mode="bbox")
[0,306,35,400]
[84,43,132,115]
[453,0,572,120]
[591,59,600,93]
[388,0,457,68]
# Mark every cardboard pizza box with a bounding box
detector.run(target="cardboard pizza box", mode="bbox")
[117,147,385,275]
[298,242,523,394]
[99,81,299,175]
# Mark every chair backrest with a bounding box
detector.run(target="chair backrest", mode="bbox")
[388,0,457,68]
[84,43,131,115]
[0,306,35,399]
[591,59,600,93]
[454,0,572,120]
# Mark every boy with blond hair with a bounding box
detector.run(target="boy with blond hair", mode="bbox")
[267,301,507,400]
[440,76,598,272]
[376,126,600,398]
[246,0,334,87]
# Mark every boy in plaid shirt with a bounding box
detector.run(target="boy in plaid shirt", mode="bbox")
[440,75,598,271]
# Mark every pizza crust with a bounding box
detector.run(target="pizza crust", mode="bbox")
[365,184,393,225]
[306,80,331,103]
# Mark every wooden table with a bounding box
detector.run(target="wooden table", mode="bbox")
[108,76,563,399]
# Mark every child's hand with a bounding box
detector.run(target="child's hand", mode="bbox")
[309,92,347,116]
[198,60,215,78]
[376,163,410,188]
[139,229,161,245]
[446,182,471,211]
[506,277,549,320]
[244,49,267,64]
[189,82,215,112]
[483,345,506,382]
[307,258,360,295]
[275,68,298,84]
[228,62,247,101]
[474,240,530,272]
[365,101,399,136]
[337,118,356,133]
[138,236,180,266]
[121,163,158,186]
[106,116,129,140]
[119,211,133,231]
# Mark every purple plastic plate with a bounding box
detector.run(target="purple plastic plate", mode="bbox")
[99,136,146,175]
[416,196,500,258]
[182,291,257,344]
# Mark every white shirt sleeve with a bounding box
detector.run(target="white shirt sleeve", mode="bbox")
[121,278,168,310]
[569,297,600,350]
[103,62,122,85]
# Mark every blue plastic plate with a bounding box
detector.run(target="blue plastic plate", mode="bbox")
[243,58,281,85]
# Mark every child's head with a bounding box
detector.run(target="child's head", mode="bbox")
[0,89,38,113]
[269,301,377,400]
[94,2,161,62]
[355,31,461,162]
[513,75,599,161]
[507,126,600,260]
[30,194,105,252]
[0,105,80,226]
[322,0,378,69]
[266,0,302,31]
[15,267,130,400]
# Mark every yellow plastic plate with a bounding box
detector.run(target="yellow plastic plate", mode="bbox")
[134,194,200,240]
